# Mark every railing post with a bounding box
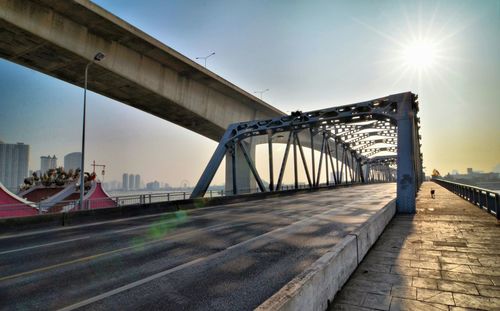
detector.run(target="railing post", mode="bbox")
[486,193,493,213]
[478,190,482,208]
[496,194,500,220]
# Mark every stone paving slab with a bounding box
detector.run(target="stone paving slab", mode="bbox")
[331,182,500,311]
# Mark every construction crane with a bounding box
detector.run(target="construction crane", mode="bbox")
[91,160,106,180]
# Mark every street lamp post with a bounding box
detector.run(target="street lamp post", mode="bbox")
[196,52,215,68]
[254,88,269,100]
[80,52,105,210]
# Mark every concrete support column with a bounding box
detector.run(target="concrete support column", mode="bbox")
[225,139,256,195]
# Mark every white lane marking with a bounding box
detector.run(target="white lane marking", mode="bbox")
[0,236,91,255]
[0,185,374,240]
[0,190,312,241]
[0,205,307,256]
[0,188,334,242]
[0,216,215,255]
[57,203,358,311]
[108,209,232,234]
[0,204,238,240]
[57,257,206,311]
[0,222,254,282]
[0,185,394,240]
[0,207,299,280]
[0,187,395,256]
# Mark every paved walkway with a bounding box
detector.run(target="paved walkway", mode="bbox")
[331,182,500,311]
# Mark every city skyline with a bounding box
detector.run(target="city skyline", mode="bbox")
[1,0,499,186]
[3,136,498,187]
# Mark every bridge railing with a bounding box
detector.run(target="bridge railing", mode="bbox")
[432,178,499,220]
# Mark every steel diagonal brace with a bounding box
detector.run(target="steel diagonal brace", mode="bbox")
[191,124,238,198]
[276,131,294,190]
[238,140,266,192]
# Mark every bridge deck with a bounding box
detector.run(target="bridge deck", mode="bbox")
[0,184,394,310]
[332,182,500,311]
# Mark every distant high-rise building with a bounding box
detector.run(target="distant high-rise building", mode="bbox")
[64,152,81,172]
[40,155,57,174]
[122,173,129,190]
[109,180,120,190]
[0,141,30,191]
[467,168,473,175]
[135,174,141,190]
[103,181,120,192]
[129,174,135,190]
[146,181,160,191]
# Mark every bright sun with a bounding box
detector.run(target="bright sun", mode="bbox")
[402,39,438,70]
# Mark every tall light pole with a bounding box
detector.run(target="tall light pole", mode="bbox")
[196,52,215,68]
[80,52,105,209]
[254,88,269,100]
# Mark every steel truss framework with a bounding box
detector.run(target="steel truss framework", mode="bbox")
[192,92,424,213]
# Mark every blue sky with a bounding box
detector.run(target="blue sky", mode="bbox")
[1,0,499,186]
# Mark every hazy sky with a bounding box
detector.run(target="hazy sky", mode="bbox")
[0,0,499,186]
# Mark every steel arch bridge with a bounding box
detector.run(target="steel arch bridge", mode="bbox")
[191,92,423,213]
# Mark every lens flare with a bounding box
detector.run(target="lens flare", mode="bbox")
[402,39,438,70]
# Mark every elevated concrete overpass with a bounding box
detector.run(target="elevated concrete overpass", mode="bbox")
[0,0,284,141]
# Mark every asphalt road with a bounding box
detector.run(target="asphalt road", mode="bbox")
[0,184,395,310]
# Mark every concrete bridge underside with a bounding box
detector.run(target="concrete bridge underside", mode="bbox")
[0,0,284,141]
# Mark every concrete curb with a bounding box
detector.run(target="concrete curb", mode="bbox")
[350,199,397,264]
[256,199,396,311]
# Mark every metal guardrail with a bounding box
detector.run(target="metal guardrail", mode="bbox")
[432,178,499,220]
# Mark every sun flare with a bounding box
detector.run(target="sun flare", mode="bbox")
[402,39,438,70]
